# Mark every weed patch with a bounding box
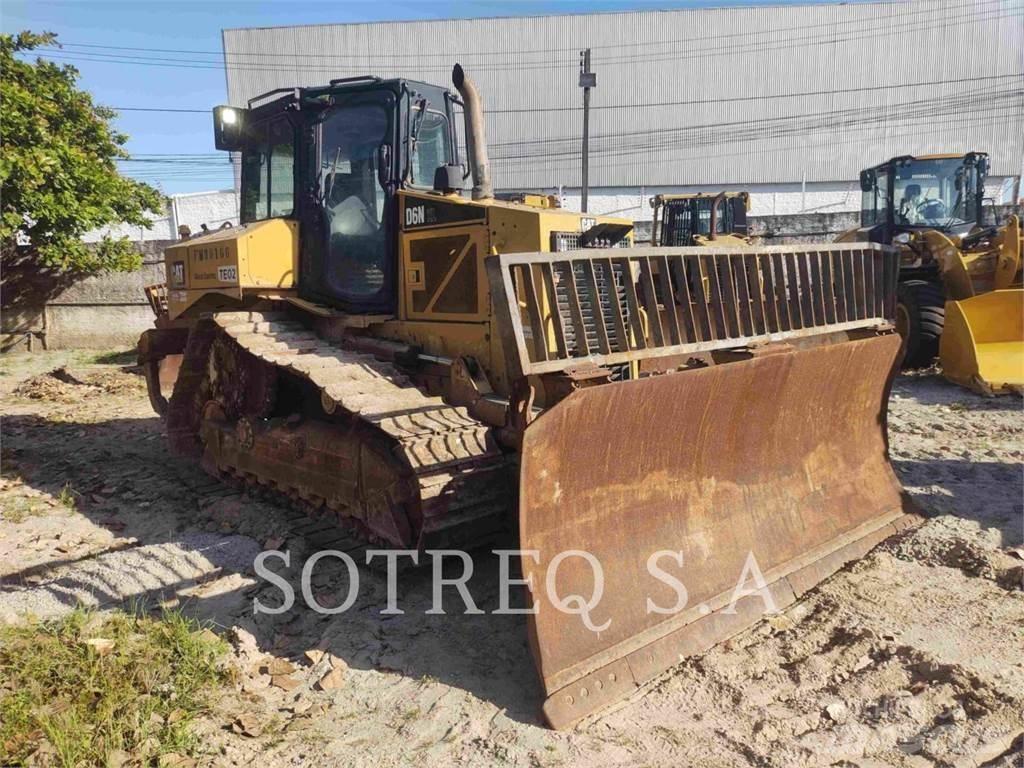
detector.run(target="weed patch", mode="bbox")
[0,608,231,767]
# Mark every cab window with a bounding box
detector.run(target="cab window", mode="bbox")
[861,168,890,227]
[241,117,295,222]
[694,199,731,236]
[893,158,979,228]
[408,105,451,188]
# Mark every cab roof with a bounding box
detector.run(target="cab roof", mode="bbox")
[865,151,988,173]
[653,191,750,202]
[247,76,452,112]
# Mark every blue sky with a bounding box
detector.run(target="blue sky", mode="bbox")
[4,0,861,194]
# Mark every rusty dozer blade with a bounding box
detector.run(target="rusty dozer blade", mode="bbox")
[519,333,917,729]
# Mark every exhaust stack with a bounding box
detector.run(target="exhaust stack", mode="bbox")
[452,64,493,201]
[708,192,726,241]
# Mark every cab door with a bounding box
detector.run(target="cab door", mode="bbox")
[298,89,397,313]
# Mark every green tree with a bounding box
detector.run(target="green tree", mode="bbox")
[1,31,164,273]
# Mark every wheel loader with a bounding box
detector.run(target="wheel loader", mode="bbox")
[650,191,751,246]
[837,153,1023,395]
[139,65,916,729]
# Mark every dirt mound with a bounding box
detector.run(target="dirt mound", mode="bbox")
[887,527,999,578]
[84,368,147,395]
[13,369,87,402]
[885,523,1024,592]
[14,366,145,403]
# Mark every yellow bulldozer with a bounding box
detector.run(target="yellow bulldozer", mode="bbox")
[837,153,1023,395]
[650,191,751,247]
[139,65,917,729]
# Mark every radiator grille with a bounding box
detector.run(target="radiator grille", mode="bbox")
[551,261,631,355]
[551,231,631,252]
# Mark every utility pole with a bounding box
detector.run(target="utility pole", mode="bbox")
[579,48,595,213]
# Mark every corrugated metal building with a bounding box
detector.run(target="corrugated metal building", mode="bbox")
[222,0,1024,218]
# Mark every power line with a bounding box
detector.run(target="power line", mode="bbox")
[48,0,1006,62]
[23,4,1020,77]
[119,104,1018,184]
[490,108,1022,174]
[127,153,225,157]
[487,74,1024,117]
[496,103,1023,169]
[596,2,1019,65]
[111,88,1020,175]
[101,73,1023,117]
[489,87,1022,157]
[489,90,1023,165]
[595,7,1023,69]
[112,107,208,113]
[116,96,1020,182]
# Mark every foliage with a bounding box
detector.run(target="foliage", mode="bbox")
[0,608,230,766]
[0,32,165,273]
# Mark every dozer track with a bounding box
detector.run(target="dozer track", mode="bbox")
[167,310,512,550]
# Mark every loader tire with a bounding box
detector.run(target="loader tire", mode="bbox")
[896,279,945,369]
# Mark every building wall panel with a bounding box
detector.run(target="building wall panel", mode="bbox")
[223,1,1023,190]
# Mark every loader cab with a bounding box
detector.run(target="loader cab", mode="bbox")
[217,77,460,314]
[858,153,988,244]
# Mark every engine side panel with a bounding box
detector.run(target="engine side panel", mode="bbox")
[164,219,299,319]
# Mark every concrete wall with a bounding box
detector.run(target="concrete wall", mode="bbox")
[83,190,239,243]
[2,241,173,353]
[169,191,240,236]
[6,191,239,351]
[531,176,1020,223]
[632,203,1023,245]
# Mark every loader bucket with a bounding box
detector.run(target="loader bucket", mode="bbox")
[940,289,1024,395]
[519,334,915,729]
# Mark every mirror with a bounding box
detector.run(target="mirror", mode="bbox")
[859,169,874,192]
[433,164,463,193]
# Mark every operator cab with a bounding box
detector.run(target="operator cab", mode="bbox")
[212,76,462,314]
[858,152,989,244]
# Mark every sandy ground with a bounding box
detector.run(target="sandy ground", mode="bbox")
[1,350,1022,767]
